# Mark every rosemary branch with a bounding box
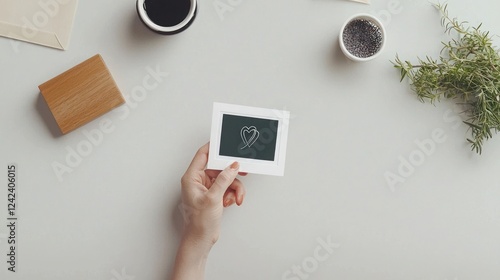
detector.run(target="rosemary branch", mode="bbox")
[393,3,500,154]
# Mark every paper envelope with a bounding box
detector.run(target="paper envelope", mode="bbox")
[0,0,78,50]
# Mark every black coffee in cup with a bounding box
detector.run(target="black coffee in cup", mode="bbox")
[144,0,191,27]
[137,0,197,34]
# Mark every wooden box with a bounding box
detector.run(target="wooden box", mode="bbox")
[39,54,125,135]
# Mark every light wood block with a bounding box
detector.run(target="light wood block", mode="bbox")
[39,54,125,135]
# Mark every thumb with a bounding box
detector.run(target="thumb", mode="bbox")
[209,162,240,199]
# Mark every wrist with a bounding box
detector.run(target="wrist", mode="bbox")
[171,228,214,280]
[183,226,219,251]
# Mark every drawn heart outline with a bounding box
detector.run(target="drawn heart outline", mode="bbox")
[240,126,260,149]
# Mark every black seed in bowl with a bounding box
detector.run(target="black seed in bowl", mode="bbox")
[343,19,383,58]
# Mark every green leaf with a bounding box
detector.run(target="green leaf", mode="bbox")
[393,2,500,154]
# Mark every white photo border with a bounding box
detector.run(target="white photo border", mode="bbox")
[208,102,290,176]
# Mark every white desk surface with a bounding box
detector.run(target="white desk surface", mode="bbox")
[2,0,500,279]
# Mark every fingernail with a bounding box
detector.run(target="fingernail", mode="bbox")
[230,161,239,171]
[224,197,235,207]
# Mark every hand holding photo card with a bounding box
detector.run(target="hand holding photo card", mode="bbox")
[208,103,290,176]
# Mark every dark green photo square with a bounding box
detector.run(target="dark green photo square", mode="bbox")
[219,114,279,161]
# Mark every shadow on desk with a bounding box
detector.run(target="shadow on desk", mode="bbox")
[35,93,62,138]
[330,32,355,69]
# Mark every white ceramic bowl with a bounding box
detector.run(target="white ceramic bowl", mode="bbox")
[136,0,197,35]
[339,13,386,62]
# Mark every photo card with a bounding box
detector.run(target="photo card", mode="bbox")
[208,103,290,176]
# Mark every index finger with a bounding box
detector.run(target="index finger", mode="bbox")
[186,143,210,172]
[206,169,248,178]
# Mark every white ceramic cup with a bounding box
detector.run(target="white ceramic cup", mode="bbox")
[339,14,386,62]
[136,0,197,35]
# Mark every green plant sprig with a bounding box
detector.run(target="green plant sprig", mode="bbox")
[393,3,500,154]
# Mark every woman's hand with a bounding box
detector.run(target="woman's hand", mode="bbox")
[180,143,247,245]
[172,143,247,280]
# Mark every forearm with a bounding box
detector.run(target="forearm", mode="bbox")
[171,233,213,280]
